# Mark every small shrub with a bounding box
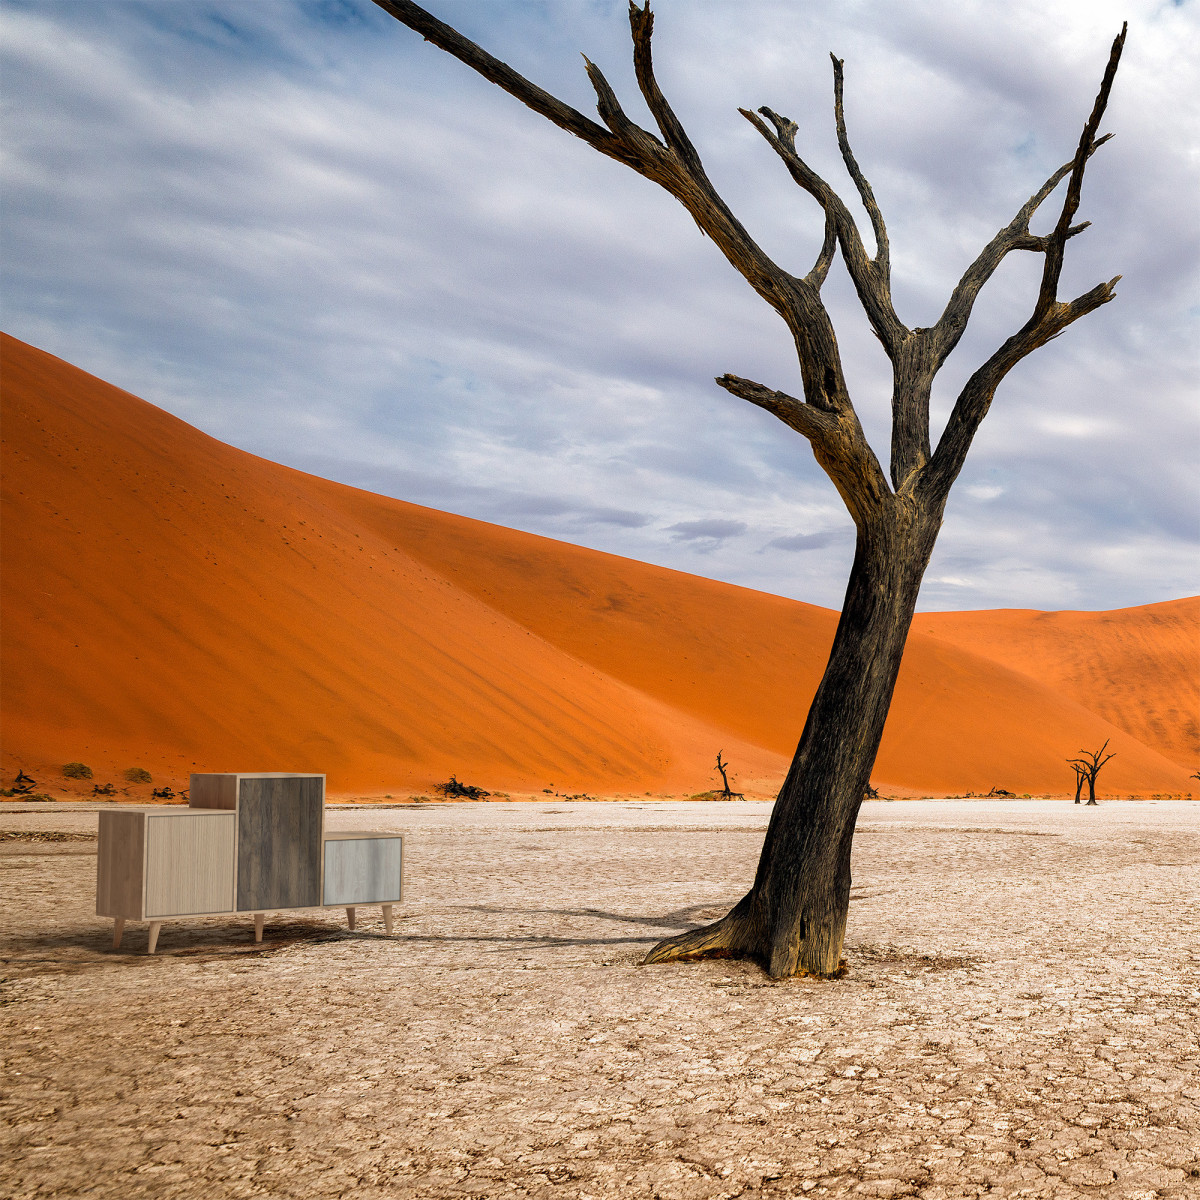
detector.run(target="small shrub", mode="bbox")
[123,767,152,784]
[62,762,93,780]
[434,775,490,799]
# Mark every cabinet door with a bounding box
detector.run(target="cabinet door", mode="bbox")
[145,814,236,917]
[236,776,323,911]
[323,837,403,905]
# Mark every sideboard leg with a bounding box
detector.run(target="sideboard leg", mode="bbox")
[382,905,394,935]
[254,913,265,943]
[345,906,356,931]
[113,918,125,950]
[147,922,162,955]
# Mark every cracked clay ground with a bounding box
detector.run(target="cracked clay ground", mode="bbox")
[1,798,1198,1199]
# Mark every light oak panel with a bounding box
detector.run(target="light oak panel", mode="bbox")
[145,812,236,916]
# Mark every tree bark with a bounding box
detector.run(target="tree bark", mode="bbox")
[645,492,940,976]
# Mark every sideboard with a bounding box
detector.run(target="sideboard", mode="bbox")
[96,773,403,953]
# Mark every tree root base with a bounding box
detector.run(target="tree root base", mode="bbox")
[641,931,849,979]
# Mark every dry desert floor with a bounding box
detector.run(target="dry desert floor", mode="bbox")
[2,798,1198,1199]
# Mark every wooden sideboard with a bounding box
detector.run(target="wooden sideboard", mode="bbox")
[96,773,404,953]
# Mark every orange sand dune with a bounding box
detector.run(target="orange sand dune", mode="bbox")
[913,603,1199,772]
[2,334,1193,796]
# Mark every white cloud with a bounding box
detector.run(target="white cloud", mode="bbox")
[965,485,1005,501]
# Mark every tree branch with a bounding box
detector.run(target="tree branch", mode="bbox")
[806,209,837,289]
[918,27,1126,503]
[373,0,636,165]
[715,374,835,442]
[1035,25,1127,322]
[580,56,664,159]
[377,4,885,438]
[717,375,891,518]
[930,134,1113,368]
[627,3,705,177]
[831,55,889,278]
[374,3,792,325]
[920,273,1120,502]
[741,104,907,357]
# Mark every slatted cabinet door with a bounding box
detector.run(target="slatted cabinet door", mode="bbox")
[144,812,236,918]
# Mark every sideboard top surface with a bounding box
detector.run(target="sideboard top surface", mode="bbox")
[324,830,403,841]
[190,773,326,781]
[189,773,326,811]
[99,805,229,816]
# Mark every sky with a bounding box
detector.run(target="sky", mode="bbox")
[2,0,1197,612]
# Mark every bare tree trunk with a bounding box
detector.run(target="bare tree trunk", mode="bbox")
[646,496,939,975]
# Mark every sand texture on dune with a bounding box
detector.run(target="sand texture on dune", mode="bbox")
[2,333,1194,795]
[912,603,1199,774]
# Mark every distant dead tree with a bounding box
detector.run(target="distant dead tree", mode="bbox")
[1071,761,1087,805]
[373,1,1126,977]
[1068,741,1116,806]
[710,748,729,796]
[712,751,743,799]
[11,770,37,795]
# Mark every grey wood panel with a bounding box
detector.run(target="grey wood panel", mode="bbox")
[322,835,403,905]
[96,811,145,918]
[189,774,237,810]
[145,813,236,917]
[236,775,323,911]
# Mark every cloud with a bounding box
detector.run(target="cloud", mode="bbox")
[666,519,749,544]
[1,0,1196,612]
[765,532,842,552]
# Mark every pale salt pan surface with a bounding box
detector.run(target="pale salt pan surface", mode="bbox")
[1,799,1197,1198]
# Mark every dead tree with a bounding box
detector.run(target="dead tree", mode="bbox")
[373,1,1126,976]
[715,751,734,798]
[1071,761,1087,805]
[1068,740,1116,806]
[11,770,37,795]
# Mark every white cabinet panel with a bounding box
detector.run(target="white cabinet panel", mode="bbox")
[323,834,403,905]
